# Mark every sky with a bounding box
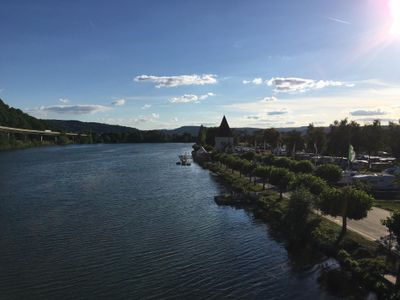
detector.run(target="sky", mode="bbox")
[1,0,400,130]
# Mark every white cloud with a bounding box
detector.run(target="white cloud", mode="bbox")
[170,92,215,103]
[350,109,387,116]
[252,78,263,85]
[327,16,351,25]
[243,77,263,85]
[36,105,110,115]
[266,77,354,93]
[134,74,217,88]
[260,96,277,102]
[141,104,152,110]
[134,113,160,123]
[58,98,69,104]
[112,99,125,106]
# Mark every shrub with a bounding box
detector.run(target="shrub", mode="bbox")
[315,164,343,185]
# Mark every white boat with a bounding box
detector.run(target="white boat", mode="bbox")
[177,153,192,166]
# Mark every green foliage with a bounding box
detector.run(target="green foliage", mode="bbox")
[292,160,315,173]
[269,167,295,199]
[306,123,326,154]
[315,164,343,185]
[273,157,294,169]
[284,188,318,242]
[320,186,373,236]
[382,210,400,250]
[240,151,256,161]
[253,165,270,189]
[290,173,328,196]
[261,153,275,165]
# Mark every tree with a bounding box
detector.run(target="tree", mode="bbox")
[197,125,207,145]
[306,123,327,154]
[253,166,270,189]
[361,120,383,167]
[327,119,362,157]
[262,128,281,149]
[241,160,255,183]
[292,160,315,174]
[273,157,294,169]
[381,210,400,286]
[290,174,328,196]
[269,167,295,199]
[388,121,400,160]
[283,130,304,156]
[319,186,373,237]
[285,188,317,243]
[315,164,343,185]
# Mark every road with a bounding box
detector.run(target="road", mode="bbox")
[319,207,391,241]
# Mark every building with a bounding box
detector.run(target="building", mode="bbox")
[215,116,234,151]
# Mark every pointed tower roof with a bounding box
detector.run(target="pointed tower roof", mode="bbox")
[217,115,232,137]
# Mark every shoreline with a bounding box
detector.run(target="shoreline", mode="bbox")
[195,156,399,298]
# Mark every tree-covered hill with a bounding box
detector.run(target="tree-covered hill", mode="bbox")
[45,119,138,134]
[0,99,47,130]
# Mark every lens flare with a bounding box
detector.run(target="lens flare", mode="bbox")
[390,0,400,35]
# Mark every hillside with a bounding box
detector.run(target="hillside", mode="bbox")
[45,119,138,134]
[0,99,47,130]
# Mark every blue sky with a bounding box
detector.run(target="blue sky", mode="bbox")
[1,0,400,129]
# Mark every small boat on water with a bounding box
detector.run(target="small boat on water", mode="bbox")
[177,153,192,166]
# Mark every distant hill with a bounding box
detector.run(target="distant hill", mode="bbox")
[45,119,139,134]
[1,99,313,136]
[0,99,48,130]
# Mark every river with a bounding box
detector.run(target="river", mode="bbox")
[0,144,342,299]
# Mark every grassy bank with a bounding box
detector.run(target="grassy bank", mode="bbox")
[374,200,400,212]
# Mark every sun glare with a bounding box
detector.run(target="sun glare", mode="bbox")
[390,0,400,35]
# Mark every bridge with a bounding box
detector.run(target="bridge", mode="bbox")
[0,125,87,142]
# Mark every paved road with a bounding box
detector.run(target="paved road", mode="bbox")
[320,207,391,241]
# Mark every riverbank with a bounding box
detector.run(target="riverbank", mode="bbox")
[200,159,399,298]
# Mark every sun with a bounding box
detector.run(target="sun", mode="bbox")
[390,0,400,35]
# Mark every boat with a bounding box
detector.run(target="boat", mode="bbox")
[177,153,192,166]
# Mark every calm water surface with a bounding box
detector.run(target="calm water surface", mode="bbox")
[0,144,340,299]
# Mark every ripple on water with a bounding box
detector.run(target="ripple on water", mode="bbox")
[0,144,339,299]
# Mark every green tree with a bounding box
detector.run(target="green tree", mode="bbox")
[197,125,207,145]
[283,130,304,156]
[285,188,318,243]
[269,167,295,199]
[292,160,315,174]
[290,174,328,196]
[262,128,281,149]
[273,157,294,169]
[361,120,383,167]
[319,186,373,237]
[388,121,400,160]
[381,210,400,286]
[327,119,362,157]
[306,123,327,154]
[315,164,343,185]
[253,166,270,189]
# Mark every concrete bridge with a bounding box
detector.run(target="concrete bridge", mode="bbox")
[0,125,87,142]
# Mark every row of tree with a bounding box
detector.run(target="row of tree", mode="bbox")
[212,152,373,238]
[199,119,400,159]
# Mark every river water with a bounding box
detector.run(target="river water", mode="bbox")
[0,144,342,299]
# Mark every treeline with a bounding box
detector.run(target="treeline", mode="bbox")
[199,119,400,159]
